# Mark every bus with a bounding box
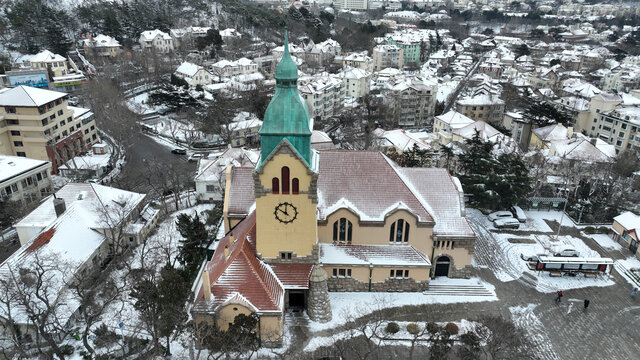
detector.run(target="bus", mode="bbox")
[535,256,614,276]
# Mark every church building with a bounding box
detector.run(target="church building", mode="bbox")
[192,32,476,345]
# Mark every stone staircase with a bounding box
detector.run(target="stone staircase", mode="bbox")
[424,282,495,297]
[615,262,640,288]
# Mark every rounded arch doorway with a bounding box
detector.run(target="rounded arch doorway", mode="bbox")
[434,256,451,277]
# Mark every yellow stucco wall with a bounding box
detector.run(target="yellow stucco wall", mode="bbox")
[326,265,430,282]
[259,315,283,341]
[215,303,253,331]
[255,153,318,259]
[434,247,473,269]
[529,132,547,149]
[317,208,433,255]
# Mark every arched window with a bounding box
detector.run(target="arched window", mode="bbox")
[272,177,279,194]
[281,166,290,194]
[389,219,410,243]
[332,218,353,243]
[292,178,299,194]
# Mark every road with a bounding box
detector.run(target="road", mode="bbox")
[115,131,196,197]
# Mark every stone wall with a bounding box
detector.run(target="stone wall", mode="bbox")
[327,276,429,292]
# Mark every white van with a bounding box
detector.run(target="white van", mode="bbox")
[510,206,527,223]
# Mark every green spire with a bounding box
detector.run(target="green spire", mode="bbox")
[258,30,312,167]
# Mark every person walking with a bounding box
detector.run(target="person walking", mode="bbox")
[632,288,638,298]
[584,299,590,311]
[567,302,574,314]
[556,290,563,303]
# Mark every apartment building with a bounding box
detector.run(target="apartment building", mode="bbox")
[455,94,505,125]
[386,37,421,66]
[333,0,368,10]
[0,86,99,173]
[383,75,437,128]
[82,34,123,58]
[372,45,404,71]
[139,29,174,53]
[0,155,52,205]
[298,75,345,121]
[590,106,640,152]
[337,67,371,99]
[334,52,374,72]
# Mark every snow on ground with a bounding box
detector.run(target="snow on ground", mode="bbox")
[510,304,560,360]
[436,80,459,102]
[467,209,615,293]
[305,319,479,352]
[583,232,621,251]
[307,277,497,333]
[614,257,640,288]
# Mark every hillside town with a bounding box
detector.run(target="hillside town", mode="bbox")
[1,0,640,359]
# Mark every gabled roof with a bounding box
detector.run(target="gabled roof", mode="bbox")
[316,151,434,223]
[226,167,256,216]
[140,29,171,41]
[196,212,284,313]
[0,155,50,183]
[30,50,66,62]
[194,147,258,183]
[435,110,475,129]
[0,86,66,107]
[532,123,568,142]
[614,211,640,232]
[176,62,206,77]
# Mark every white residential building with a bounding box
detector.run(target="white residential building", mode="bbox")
[433,110,475,145]
[298,75,345,121]
[82,34,122,58]
[337,67,371,99]
[334,52,374,72]
[175,62,212,86]
[333,0,368,10]
[382,75,437,128]
[195,147,259,202]
[0,155,52,205]
[372,45,404,71]
[139,29,174,53]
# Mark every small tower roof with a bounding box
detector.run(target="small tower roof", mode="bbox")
[275,30,298,81]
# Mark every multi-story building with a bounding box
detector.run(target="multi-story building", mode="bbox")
[0,155,52,205]
[433,110,475,145]
[298,75,345,121]
[82,34,123,58]
[333,0,368,10]
[139,29,174,53]
[211,58,259,79]
[383,75,437,128]
[590,106,640,152]
[19,50,72,77]
[372,45,404,71]
[334,52,374,72]
[455,94,505,125]
[337,67,371,99]
[0,86,99,173]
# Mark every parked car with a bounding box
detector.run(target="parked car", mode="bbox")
[493,217,520,229]
[488,211,514,222]
[510,206,527,223]
[171,148,187,155]
[553,247,579,257]
[188,153,204,162]
[520,252,547,262]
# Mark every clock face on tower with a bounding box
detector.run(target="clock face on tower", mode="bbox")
[274,202,298,224]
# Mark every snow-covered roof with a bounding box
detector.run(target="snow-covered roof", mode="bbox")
[456,94,505,106]
[549,135,614,163]
[58,152,111,171]
[0,155,50,184]
[374,129,431,152]
[176,62,205,77]
[15,183,146,232]
[435,110,475,128]
[339,67,371,80]
[140,29,171,41]
[453,121,508,144]
[195,147,259,183]
[532,123,568,142]
[29,49,66,63]
[84,34,121,48]
[614,211,640,232]
[319,243,431,266]
[0,86,66,107]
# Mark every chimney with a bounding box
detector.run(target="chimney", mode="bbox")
[590,138,597,146]
[567,126,574,137]
[229,232,235,245]
[202,270,212,301]
[224,246,229,260]
[53,197,66,217]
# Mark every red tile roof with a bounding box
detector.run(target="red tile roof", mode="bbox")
[269,263,313,289]
[24,227,56,253]
[319,243,431,266]
[198,212,284,313]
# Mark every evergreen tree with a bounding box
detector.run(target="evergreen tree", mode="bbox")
[515,43,530,58]
[175,213,209,272]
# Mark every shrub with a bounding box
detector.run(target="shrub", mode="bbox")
[60,345,75,356]
[584,226,596,234]
[426,322,440,334]
[386,322,400,334]
[598,226,610,234]
[444,322,459,335]
[407,323,421,335]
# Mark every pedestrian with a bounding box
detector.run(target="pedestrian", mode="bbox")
[556,290,563,303]
[632,288,638,298]
[584,299,590,311]
[567,302,574,314]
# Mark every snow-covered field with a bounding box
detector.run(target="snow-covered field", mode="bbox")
[307,277,497,333]
[510,304,560,360]
[614,257,640,288]
[583,232,622,251]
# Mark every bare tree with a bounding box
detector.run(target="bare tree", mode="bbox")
[473,316,538,360]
